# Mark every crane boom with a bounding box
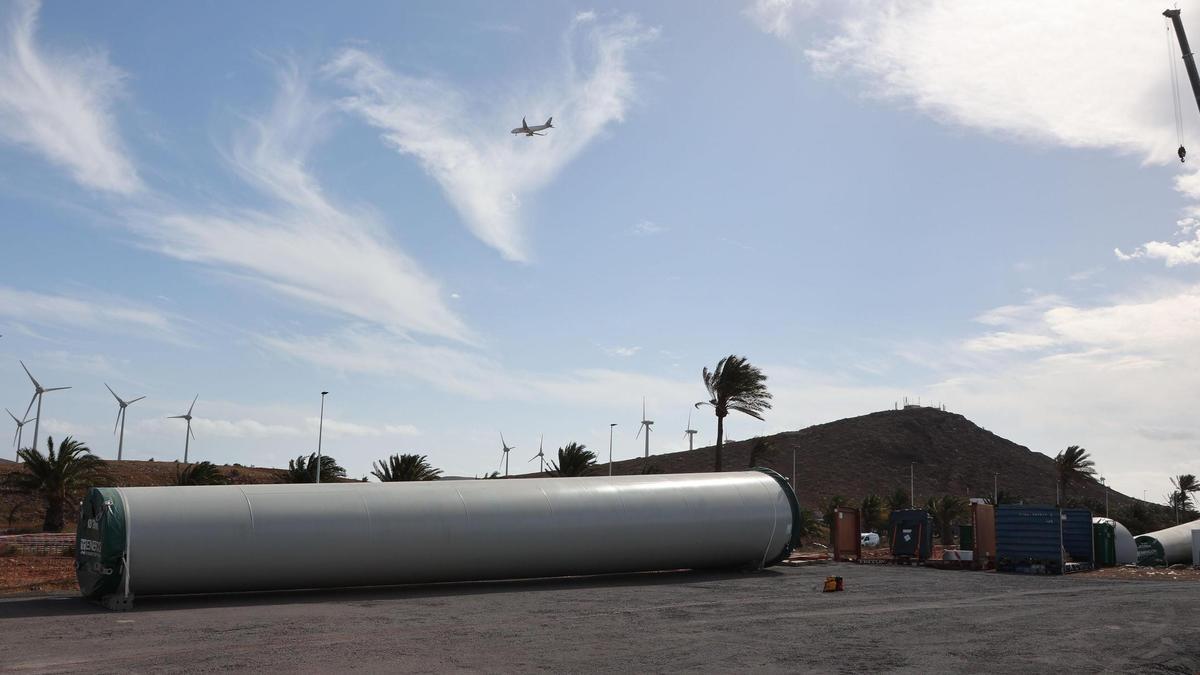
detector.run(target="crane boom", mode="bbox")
[1165,9,1200,118]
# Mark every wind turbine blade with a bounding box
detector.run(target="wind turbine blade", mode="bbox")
[529,452,541,462]
[23,394,36,422]
[105,383,121,404]
[5,409,17,425]
[636,423,643,439]
[44,386,71,392]
[187,394,198,416]
[19,361,39,389]
[642,397,646,420]
[189,423,196,441]
[168,415,187,419]
[114,408,123,435]
[128,396,146,405]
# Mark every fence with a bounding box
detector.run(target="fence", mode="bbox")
[0,533,75,556]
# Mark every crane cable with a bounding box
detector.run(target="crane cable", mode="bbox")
[1167,17,1187,162]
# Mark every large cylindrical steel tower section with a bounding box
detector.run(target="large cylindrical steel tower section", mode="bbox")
[76,470,798,600]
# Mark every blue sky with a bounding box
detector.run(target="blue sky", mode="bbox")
[1,0,1198,499]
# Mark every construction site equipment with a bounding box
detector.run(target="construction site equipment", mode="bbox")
[75,469,800,609]
[1135,517,1200,566]
[1164,9,1200,161]
[830,506,862,562]
[888,509,933,563]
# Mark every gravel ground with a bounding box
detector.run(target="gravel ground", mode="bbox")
[1,564,1198,673]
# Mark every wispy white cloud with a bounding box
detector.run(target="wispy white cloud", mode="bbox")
[743,0,816,38]
[963,332,1056,353]
[0,286,180,340]
[631,219,664,236]
[603,345,642,357]
[326,13,656,262]
[127,66,471,343]
[0,0,141,194]
[752,1,1200,270]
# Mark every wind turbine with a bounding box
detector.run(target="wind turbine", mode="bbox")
[20,361,70,457]
[168,395,198,462]
[499,432,515,477]
[529,434,546,473]
[635,397,654,458]
[105,384,145,460]
[6,408,35,457]
[684,411,698,452]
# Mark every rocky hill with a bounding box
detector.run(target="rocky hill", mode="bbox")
[599,407,1143,513]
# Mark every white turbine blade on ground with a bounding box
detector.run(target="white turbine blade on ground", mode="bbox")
[19,361,40,390]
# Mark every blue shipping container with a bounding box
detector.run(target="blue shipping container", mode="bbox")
[1061,508,1094,566]
[996,505,1063,574]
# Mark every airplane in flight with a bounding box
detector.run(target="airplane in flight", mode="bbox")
[511,116,554,136]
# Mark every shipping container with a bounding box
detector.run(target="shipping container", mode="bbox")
[1061,508,1094,567]
[996,505,1063,574]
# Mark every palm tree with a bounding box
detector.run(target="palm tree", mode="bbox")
[6,436,107,532]
[925,495,968,545]
[794,508,824,547]
[1171,474,1198,512]
[175,461,228,486]
[886,488,910,514]
[548,442,596,477]
[820,495,848,528]
[1054,445,1095,505]
[372,453,442,482]
[286,453,346,483]
[695,355,773,472]
[748,438,773,468]
[860,494,885,532]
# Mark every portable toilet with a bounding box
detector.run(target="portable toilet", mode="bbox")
[889,509,933,561]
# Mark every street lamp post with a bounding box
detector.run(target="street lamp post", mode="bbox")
[910,462,915,508]
[608,423,617,476]
[317,391,328,485]
[1101,476,1109,518]
[792,446,797,492]
[994,472,998,505]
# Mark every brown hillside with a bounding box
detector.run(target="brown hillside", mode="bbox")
[594,408,1145,512]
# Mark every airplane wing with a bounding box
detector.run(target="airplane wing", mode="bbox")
[521,117,530,132]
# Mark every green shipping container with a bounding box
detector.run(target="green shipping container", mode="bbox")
[1093,521,1116,567]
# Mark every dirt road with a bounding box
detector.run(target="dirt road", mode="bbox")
[2,565,1197,673]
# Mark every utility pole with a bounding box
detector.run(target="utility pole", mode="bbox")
[994,472,998,505]
[316,391,328,484]
[910,462,915,508]
[792,446,797,492]
[608,423,617,476]
[1101,476,1109,518]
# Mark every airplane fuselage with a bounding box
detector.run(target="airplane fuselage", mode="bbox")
[511,123,551,135]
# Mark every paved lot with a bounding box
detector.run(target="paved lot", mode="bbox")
[1,564,1198,673]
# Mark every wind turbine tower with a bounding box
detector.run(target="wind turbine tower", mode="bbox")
[499,432,515,477]
[635,397,654,458]
[168,395,198,463]
[684,411,698,452]
[529,434,546,473]
[6,408,35,458]
[105,384,145,460]
[20,361,70,456]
